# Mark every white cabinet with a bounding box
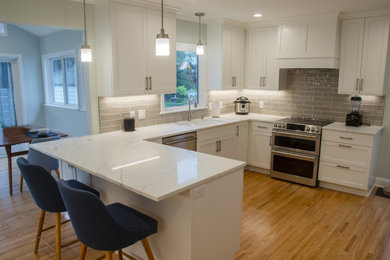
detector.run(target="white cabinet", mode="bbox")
[318,126,382,196]
[248,122,273,170]
[207,22,245,90]
[234,122,248,162]
[197,124,236,159]
[95,1,176,97]
[276,15,340,68]
[246,26,287,90]
[338,15,390,96]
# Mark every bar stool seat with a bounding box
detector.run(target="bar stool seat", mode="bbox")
[17,157,100,260]
[57,179,158,260]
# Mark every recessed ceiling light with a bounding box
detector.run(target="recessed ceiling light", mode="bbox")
[253,13,263,18]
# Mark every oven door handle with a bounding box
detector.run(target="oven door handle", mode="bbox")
[272,130,319,140]
[272,149,317,161]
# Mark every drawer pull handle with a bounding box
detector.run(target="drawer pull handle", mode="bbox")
[339,144,352,148]
[339,136,353,140]
[257,126,268,129]
[337,165,350,170]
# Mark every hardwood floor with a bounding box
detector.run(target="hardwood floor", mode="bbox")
[0,156,389,259]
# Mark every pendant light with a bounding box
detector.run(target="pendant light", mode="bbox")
[195,13,205,55]
[81,0,92,62]
[156,0,170,56]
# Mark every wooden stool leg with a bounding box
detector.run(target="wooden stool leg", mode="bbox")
[141,238,155,260]
[55,169,61,179]
[79,243,87,260]
[55,213,61,260]
[34,210,46,253]
[20,174,23,192]
[105,251,113,260]
[5,146,13,196]
[118,249,123,260]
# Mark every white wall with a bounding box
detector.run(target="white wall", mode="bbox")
[177,19,207,44]
[0,24,46,126]
[40,29,89,136]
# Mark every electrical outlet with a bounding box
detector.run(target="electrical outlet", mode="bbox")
[130,111,136,118]
[259,101,264,109]
[219,101,223,109]
[138,110,146,120]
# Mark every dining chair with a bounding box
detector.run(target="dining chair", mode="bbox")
[17,157,100,260]
[57,179,158,260]
[19,135,61,193]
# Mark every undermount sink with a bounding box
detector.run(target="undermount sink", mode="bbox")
[174,117,232,127]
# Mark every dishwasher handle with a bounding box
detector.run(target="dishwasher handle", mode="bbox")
[162,136,197,145]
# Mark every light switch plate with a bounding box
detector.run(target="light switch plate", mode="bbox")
[219,101,223,109]
[130,111,136,118]
[259,101,264,109]
[208,103,212,111]
[138,110,146,120]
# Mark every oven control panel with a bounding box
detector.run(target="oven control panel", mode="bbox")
[273,122,321,134]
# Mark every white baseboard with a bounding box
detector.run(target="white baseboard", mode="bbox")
[375,177,390,188]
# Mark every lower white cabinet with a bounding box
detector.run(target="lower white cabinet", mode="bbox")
[234,123,248,162]
[248,122,273,170]
[318,125,382,196]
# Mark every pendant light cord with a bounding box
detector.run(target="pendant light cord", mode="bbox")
[161,0,164,31]
[199,15,201,43]
[83,0,88,46]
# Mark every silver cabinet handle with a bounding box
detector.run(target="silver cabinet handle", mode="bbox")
[145,76,149,90]
[232,76,236,87]
[269,136,272,146]
[355,78,359,91]
[339,144,352,148]
[360,78,363,91]
[236,126,239,136]
[339,136,353,140]
[148,76,152,90]
[257,125,268,129]
[337,165,350,170]
[262,77,266,87]
[216,141,219,153]
[259,77,262,87]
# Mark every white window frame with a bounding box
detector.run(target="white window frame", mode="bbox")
[0,23,7,36]
[161,42,207,114]
[41,49,82,110]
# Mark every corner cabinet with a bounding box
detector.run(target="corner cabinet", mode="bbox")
[338,15,390,96]
[246,26,287,90]
[207,21,245,90]
[95,1,176,97]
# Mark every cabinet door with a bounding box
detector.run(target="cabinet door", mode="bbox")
[231,27,245,88]
[338,18,365,95]
[146,10,177,94]
[249,132,272,169]
[360,15,390,95]
[277,23,308,58]
[246,28,267,89]
[197,139,219,156]
[234,123,248,162]
[222,27,233,89]
[111,4,147,96]
[264,27,279,90]
[219,135,236,159]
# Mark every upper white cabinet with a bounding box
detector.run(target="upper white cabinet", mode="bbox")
[276,15,340,68]
[95,1,176,97]
[338,15,390,96]
[246,26,287,90]
[207,21,245,90]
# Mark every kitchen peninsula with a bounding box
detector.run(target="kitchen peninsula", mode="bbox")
[30,117,250,260]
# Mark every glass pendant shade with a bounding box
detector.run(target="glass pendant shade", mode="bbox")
[81,46,92,62]
[196,44,204,55]
[156,37,170,56]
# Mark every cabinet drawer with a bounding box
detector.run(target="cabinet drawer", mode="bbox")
[322,130,374,147]
[197,125,235,143]
[320,141,371,169]
[251,122,273,133]
[318,161,369,190]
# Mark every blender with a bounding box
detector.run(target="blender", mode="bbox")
[346,95,363,126]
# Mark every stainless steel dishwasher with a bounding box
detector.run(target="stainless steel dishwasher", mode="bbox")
[162,132,197,151]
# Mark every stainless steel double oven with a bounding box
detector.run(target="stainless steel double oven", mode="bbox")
[270,118,331,187]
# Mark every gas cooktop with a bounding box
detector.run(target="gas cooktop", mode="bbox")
[273,117,334,134]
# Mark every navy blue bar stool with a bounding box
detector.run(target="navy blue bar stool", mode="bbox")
[17,157,100,260]
[57,179,158,260]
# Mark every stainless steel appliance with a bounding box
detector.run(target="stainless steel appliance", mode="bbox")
[270,118,333,187]
[234,96,251,115]
[162,132,197,151]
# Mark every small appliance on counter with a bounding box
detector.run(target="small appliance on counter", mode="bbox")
[124,117,135,131]
[346,95,363,127]
[212,100,220,117]
[234,96,251,115]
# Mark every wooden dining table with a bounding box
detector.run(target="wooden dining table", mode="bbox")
[0,125,67,195]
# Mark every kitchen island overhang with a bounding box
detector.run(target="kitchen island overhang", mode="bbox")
[30,131,246,260]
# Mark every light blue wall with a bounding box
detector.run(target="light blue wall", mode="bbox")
[0,24,46,126]
[40,30,88,137]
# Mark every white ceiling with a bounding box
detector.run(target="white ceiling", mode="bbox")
[15,24,64,37]
[144,0,390,22]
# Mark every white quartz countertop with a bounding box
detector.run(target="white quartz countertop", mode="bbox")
[30,113,285,201]
[323,122,384,136]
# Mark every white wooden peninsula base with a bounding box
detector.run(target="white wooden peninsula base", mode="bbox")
[63,164,243,260]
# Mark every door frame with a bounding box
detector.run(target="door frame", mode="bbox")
[0,53,26,125]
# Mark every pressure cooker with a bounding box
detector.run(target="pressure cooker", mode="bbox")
[234,96,251,115]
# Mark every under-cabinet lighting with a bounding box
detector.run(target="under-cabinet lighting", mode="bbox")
[253,13,263,18]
